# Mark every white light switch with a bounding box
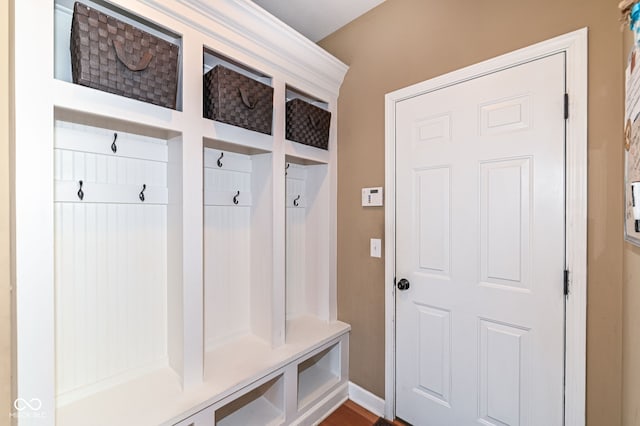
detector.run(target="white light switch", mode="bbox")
[370,238,382,258]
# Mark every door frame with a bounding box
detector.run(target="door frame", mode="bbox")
[384,28,588,424]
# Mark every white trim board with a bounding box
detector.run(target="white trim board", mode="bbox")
[384,28,588,424]
[348,382,385,418]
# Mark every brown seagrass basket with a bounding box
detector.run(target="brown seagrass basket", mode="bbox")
[285,98,331,150]
[70,2,179,109]
[203,65,274,135]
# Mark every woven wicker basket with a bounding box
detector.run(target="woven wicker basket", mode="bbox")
[203,65,274,135]
[285,98,331,150]
[70,2,179,109]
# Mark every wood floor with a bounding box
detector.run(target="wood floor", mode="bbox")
[320,400,408,426]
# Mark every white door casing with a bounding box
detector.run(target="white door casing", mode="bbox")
[385,29,588,425]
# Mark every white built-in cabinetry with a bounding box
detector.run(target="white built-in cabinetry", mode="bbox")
[13,0,349,425]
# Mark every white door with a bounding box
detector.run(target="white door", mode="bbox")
[395,53,566,426]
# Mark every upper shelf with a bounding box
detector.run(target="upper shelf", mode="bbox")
[201,118,274,154]
[285,140,330,164]
[52,0,344,153]
[53,79,185,136]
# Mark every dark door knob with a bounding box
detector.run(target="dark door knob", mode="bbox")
[397,278,410,291]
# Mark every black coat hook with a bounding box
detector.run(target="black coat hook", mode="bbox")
[217,152,224,168]
[111,133,118,153]
[77,180,84,201]
[285,163,290,176]
[139,184,146,202]
[233,190,240,205]
[293,194,301,207]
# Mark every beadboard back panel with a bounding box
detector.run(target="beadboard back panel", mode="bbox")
[204,206,251,349]
[286,165,307,320]
[285,163,331,322]
[54,203,168,405]
[204,147,255,350]
[54,122,170,406]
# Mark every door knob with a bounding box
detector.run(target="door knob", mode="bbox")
[397,278,410,291]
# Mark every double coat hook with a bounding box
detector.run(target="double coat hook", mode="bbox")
[293,195,301,207]
[75,181,147,202]
[233,190,240,205]
[217,152,224,168]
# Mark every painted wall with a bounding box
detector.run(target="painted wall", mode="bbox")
[623,244,640,424]
[319,0,624,424]
[0,0,12,423]
[623,24,640,426]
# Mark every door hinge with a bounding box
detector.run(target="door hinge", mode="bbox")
[564,269,570,296]
[564,93,569,119]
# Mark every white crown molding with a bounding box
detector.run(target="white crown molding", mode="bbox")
[140,0,348,98]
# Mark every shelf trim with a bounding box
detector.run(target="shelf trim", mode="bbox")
[53,79,185,135]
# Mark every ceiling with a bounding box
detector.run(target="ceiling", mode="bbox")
[251,0,386,42]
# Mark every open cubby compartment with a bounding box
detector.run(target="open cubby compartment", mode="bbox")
[52,109,184,409]
[215,374,285,426]
[284,86,331,164]
[296,340,343,411]
[203,138,274,352]
[285,157,330,323]
[54,0,184,110]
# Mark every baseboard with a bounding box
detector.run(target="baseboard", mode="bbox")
[348,381,385,417]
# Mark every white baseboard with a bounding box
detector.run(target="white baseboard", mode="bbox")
[348,381,385,417]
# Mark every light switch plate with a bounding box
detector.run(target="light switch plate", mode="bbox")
[370,238,382,258]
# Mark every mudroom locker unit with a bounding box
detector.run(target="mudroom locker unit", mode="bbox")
[13,0,349,425]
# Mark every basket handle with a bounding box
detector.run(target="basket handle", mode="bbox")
[238,88,257,110]
[111,39,154,72]
[308,115,322,130]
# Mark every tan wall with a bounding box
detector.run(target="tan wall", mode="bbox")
[623,241,640,426]
[623,25,640,426]
[1,0,12,423]
[319,0,624,424]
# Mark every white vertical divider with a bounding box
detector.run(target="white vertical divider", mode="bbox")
[306,164,331,320]
[167,135,185,383]
[286,170,306,320]
[248,153,274,345]
[14,2,56,424]
[284,364,299,422]
[270,79,287,347]
[177,33,204,387]
[327,96,339,322]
